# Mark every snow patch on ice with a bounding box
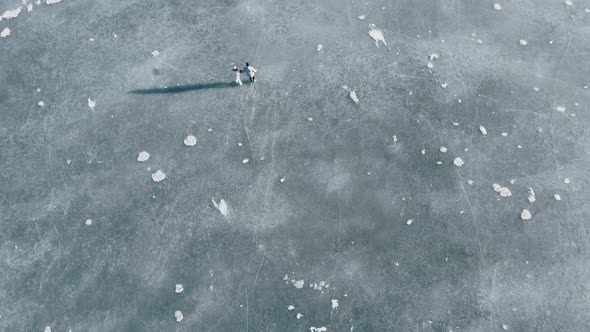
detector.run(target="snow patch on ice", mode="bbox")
[211,198,229,217]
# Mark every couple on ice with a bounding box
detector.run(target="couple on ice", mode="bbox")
[232,62,257,86]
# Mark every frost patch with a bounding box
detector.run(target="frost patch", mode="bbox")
[137,151,150,162]
[88,98,96,110]
[368,24,387,47]
[174,310,184,322]
[0,28,10,38]
[211,198,229,217]
[493,183,512,197]
[46,0,63,4]
[453,157,464,167]
[151,170,166,182]
[1,6,22,20]
[520,209,532,220]
[528,188,536,203]
[183,135,197,146]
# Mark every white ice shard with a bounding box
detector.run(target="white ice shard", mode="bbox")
[528,188,536,203]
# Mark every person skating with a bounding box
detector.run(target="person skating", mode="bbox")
[232,66,243,86]
[243,62,257,82]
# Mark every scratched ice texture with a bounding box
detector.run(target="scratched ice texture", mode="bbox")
[1,0,589,331]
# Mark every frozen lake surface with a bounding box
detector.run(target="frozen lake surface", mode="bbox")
[1,0,590,331]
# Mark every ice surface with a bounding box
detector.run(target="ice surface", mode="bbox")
[1,0,589,331]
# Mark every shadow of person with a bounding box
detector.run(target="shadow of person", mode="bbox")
[128,81,251,95]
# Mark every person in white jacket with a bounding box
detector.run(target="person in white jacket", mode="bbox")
[232,66,243,86]
[243,62,257,82]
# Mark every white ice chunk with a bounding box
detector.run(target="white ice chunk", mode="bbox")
[242,158,249,164]
[440,146,447,152]
[183,135,197,146]
[211,198,229,217]
[137,151,150,162]
[88,98,96,110]
[1,6,22,20]
[0,28,10,38]
[520,209,532,220]
[349,91,359,104]
[151,170,166,182]
[287,305,295,310]
[85,219,92,225]
[479,125,487,135]
[46,0,63,4]
[441,83,448,88]
[564,0,573,6]
[316,43,323,52]
[174,310,184,322]
[38,101,45,107]
[358,14,366,20]
[519,39,528,46]
[297,313,303,319]
[293,279,305,289]
[564,178,571,184]
[429,53,439,60]
[554,194,562,201]
[368,24,387,47]
[151,50,160,57]
[175,284,184,293]
[453,157,464,167]
[406,219,413,225]
[44,327,51,332]
[556,106,566,112]
[331,299,339,309]
[528,188,536,203]
[493,3,502,11]
[493,183,512,197]
[427,62,434,69]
